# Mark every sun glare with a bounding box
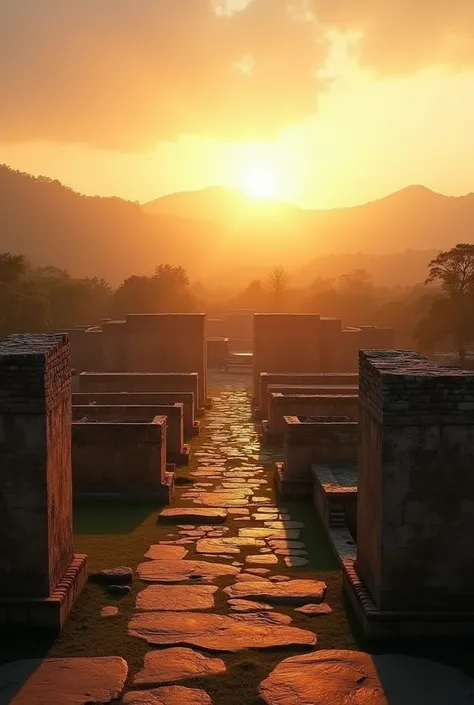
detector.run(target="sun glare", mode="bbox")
[240,164,279,200]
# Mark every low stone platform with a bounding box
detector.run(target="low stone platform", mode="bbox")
[0,554,88,630]
[342,558,474,639]
[275,462,312,499]
[311,463,357,535]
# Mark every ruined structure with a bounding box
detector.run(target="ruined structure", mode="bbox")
[264,393,359,441]
[344,349,474,637]
[277,416,359,498]
[0,334,87,628]
[256,372,359,417]
[73,391,197,436]
[66,314,208,408]
[72,415,173,502]
[72,402,189,465]
[78,372,202,413]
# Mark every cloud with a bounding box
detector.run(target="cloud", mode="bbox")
[313,0,474,74]
[1,0,473,151]
[0,0,325,150]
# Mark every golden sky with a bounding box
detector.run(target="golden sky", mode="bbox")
[2,0,474,209]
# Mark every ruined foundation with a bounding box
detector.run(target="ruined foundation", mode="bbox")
[72,403,189,466]
[72,391,198,436]
[264,393,359,441]
[0,334,87,630]
[72,416,174,503]
[276,415,359,498]
[343,349,474,638]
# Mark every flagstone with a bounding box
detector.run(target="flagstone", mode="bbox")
[132,648,226,687]
[136,585,218,611]
[128,611,316,651]
[0,657,128,705]
[196,537,265,554]
[158,508,227,524]
[120,686,212,705]
[137,559,240,583]
[224,579,326,605]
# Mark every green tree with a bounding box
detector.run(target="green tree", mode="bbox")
[418,244,474,365]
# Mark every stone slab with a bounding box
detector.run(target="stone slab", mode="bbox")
[228,599,273,612]
[136,585,218,611]
[158,508,227,524]
[196,538,265,554]
[137,560,239,583]
[128,611,317,651]
[259,650,474,705]
[121,686,212,705]
[0,657,127,705]
[294,604,333,616]
[133,648,226,686]
[224,580,326,605]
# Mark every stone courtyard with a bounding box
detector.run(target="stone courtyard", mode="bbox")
[2,366,474,704]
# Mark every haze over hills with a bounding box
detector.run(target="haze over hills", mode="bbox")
[1,163,473,287]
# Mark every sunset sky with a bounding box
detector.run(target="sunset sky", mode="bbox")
[2,0,474,209]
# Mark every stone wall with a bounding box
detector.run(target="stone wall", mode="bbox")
[253,314,321,399]
[318,317,343,372]
[282,416,359,483]
[0,334,74,598]
[357,349,474,611]
[72,416,167,500]
[72,391,195,434]
[207,338,229,368]
[72,403,184,462]
[257,372,359,416]
[124,314,207,407]
[78,372,201,411]
[101,320,126,372]
[268,393,359,435]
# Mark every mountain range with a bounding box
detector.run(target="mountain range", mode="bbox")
[1,163,473,287]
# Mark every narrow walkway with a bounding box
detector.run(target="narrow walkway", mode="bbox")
[123,377,335,704]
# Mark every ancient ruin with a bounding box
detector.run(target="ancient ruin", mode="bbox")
[0,334,87,628]
[343,349,474,637]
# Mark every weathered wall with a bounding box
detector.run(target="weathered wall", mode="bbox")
[0,334,73,598]
[72,403,184,459]
[207,338,229,368]
[124,314,207,407]
[78,372,201,410]
[258,372,359,417]
[101,321,127,372]
[66,328,103,372]
[253,314,321,400]
[318,317,343,372]
[73,391,195,433]
[72,416,167,500]
[268,393,359,434]
[357,349,474,611]
[283,417,359,482]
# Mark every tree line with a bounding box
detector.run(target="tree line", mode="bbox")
[1,245,473,364]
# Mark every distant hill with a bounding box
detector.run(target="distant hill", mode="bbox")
[0,165,222,284]
[1,163,474,288]
[144,184,474,262]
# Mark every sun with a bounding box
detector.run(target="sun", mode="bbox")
[240,163,279,200]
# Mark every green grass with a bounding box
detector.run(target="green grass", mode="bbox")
[2,381,474,704]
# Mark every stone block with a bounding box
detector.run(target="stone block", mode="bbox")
[344,349,474,638]
[0,333,86,628]
[72,391,197,436]
[72,403,187,465]
[72,416,171,502]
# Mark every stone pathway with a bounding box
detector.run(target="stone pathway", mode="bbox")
[4,375,474,703]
